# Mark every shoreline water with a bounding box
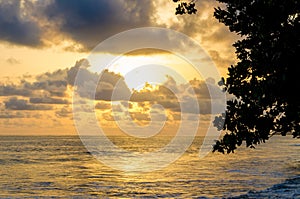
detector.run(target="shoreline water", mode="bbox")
[0,135,298,198]
[228,175,300,199]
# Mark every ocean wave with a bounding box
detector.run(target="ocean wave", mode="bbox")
[228,176,300,199]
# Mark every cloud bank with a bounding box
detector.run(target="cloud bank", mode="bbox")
[0,59,225,125]
[0,0,238,64]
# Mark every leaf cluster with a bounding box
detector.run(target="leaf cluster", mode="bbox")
[172,0,197,15]
[213,0,300,153]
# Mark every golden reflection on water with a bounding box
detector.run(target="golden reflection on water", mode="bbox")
[0,136,299,198]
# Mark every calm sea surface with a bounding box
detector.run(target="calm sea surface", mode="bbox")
[0,135,299,198]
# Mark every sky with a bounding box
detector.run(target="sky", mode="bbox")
[0,0,239,135]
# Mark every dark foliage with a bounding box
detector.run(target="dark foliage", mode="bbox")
[172,0,300,153]
[213,0,300,153]
[172,0,197,15]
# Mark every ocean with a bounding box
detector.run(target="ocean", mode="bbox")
[0,135,299,198]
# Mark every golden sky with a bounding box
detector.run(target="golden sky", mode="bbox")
[0,0,238,135]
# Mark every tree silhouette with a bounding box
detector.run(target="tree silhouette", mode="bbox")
[172,0,197,15]
[173,0,300,153]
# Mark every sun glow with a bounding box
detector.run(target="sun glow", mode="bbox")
[104,52,203,90]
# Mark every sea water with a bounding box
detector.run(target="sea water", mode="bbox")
[0,135,299,198]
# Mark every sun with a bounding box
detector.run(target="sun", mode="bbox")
[102,51,203,90]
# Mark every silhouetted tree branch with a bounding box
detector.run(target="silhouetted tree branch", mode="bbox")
[212,0,300,153]
[172,0,197,15]
[173,0,300,153]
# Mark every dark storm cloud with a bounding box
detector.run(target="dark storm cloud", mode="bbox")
[4,97,52,110]
[0,0,237,62]
[0,84,32,96]
[20,69,69,97]
[96,70,131,101]
[25,80,68,97]
[130,76,225,115]
[66,59,96,86]
[0,59,132,108]
[0,69,68,98]
[0,0,156,49]
[0,111,25,118]
[44,0,157,50]
[75,68,132,101]
[29,97,69,104]
[0,0,41,46]
[67,59,131,101]
[1,58,226,119]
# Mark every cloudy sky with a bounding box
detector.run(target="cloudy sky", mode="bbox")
[0,0,238,135]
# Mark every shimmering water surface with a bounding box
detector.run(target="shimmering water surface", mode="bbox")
[0,135,299,198]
